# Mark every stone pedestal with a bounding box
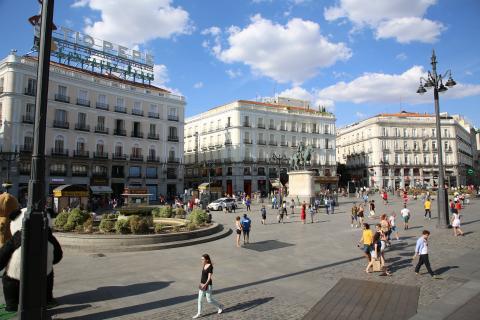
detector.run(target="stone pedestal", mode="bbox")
[287,170,316,203]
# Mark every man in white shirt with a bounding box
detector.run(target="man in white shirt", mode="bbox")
[413,230,438,278]
[401,204,411,230]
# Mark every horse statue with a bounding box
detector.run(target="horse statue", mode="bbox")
[289,143,314,171]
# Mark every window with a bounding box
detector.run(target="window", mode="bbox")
[24,135,34,148]
[169,126,177,137]
[54,109,67,122]
[280,120,285,130]
[424,155,429,165]
[78,89,88,100]
[432,141,437,150]
[72,164,87,174]
[433,154,438,165]
[412,128,417,137]
[325,139,330,149]
[115,143,123,155]
[78,112,86,125]
[395,128,400,137]
[404,155,409,165]
[97,116,105,128]
[244,116,249,126]
[146,167,157,178]
[269,119,274,129]
[168,107,177,117]
[116,97,124,107]
[112,166,124,178]
[96,140,104,153]
[431,128,436,137]
[98,94,106,104]
[129,166,141,177]
[168,149,175,160]
[149,124,156,135]
[403,128,408,137]
[133,101,141,111]
[76,138,85,151]
[403,141,408,150]
[444,128,449,138]
[27,78,37,93]
[395,154,400,165]
[149,147,156,158]
[54,136,64,150]
[58,85,67,96]
[26,103,35,117]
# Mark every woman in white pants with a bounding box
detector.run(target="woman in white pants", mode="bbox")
[193,254,224,318]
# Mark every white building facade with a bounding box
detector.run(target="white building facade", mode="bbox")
[0,52,185,203]
[184,98,337,195]
[336,111,476,189]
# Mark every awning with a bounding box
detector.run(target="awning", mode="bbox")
[198,182,211,190]
[90,186,113,194]
[53,184,89,197]
[270,179,282,188]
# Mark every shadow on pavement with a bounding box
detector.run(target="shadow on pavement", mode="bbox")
[48,304,91,316]
[462,219,480,226]
[58,281,173,304]
[216,296,274,314]
[435,266,459,275]
[63,256,364,320]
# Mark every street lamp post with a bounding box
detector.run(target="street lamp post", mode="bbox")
[271,152,287,196]
[0,149,19,193]
[416,50,456,228]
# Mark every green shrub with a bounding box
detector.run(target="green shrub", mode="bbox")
[54,211,69,230]
[154,223,166,233]
[105,213,119,220]
[115,219,131,234]
[66,209,90,231]
[128,215,152,234]
[117,207,152,216]
[154,206,173,218]
[62,221,75,232]
[83,217,93,233]
[172,225,182,233]
[186,222,197,231]
[189,209,208,226]
[99,218,115,233]
[175,207,186,219]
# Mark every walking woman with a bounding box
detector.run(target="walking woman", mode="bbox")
[193,254,224,318]
[300,202,306,224]
[451,209,464,236]
[358,223,373,266]
[235,216,242,247]
[290,199,295,215]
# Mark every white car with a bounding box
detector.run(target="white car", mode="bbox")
[207,198,237,211]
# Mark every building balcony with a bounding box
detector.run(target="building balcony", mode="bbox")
[244,157,254,163]
[114,105,127,113]
[445,147,453,153]
[19,145,33,153]
[280,142,288,147]
[72,171,88,177]
[201,146,208,151]
[223,157,232,164]
[24,87,36,96]
[54,94,70,103]
[22,114,35,124]
[146,174,158,179]
[75,123,90,132]
[53,120,69,129]
[269,125,276,130]
[94,126,109,134]
[257,124,265,129]
[257,158,266,163]
[131,131,144,139]
[147,133,159,140]
[208,145,215,150]
[258,140,266,145]
[215,144,223,149]
[112,153,127,160]
[243,139,252,144]
[291,143,298,148]
[132,109,144,116]
[95,102,109,110]
[243,122,251,127]
[130,154,144,162]
[76,98,90,107]
[93,151,109,159]
[167,174,177,180]
[19,168,31,175]
[92,172,108,178]
[147,156,160,162]
[168,136,179,142]
[51,148,69,157]
[167,157,180,164]
[269,140,277,146]
[225,140,232,146]
[168,115,179,121]
[290,128,297,132]
[225,124,232,128]
[50,170,67,176]
[113,128,127,136]
[279,127,287,131]
[148,112,160,119]
[73,150,89,158]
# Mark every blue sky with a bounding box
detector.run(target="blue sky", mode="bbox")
[1,0,479,127]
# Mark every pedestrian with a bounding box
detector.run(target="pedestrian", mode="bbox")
[363,193,368,205]
[308,204,315,223]
[365,226,381,273]
[358,223,373,266]
[272,196,277,210]
[192,254,224,319]
[449,199,455,214]
[413,230,439,279]
[357,204,365,225]
[300,202,306,224]
[245,196,251,211]
[424,198,432,219]
[240,214,251,244]
[401,204,410,230]
[325,198,330,215]
[369,200,375,217]
[314,198,320,213]
[277,206,284,223]
[351,204,358,228]
[282,201,289,219]
[235,216,242,247]
[260,205,266,225]
[382,191,388,205]
[380,214,391,246]
[329,197,335,214]
[290,199,295,215]
[455,200,462,213]
[451,209,464,236]
[388,213,399,241]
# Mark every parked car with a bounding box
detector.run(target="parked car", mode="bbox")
[207,198,237,211]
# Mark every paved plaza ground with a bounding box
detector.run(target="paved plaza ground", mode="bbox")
[3,193,480,319]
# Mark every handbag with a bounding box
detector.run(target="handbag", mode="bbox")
[372,259,382,272]
[198,284,206,291]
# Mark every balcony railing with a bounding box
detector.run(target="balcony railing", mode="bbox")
[132,109,144,116]
[280,142,288,147]
[51,148,69,157]
[24,87,36,96]
[75,123,90,132]
[147,133,159,140]
[95,102,109,110]
[225,124,231,128]
[291,143,298,148]
[167,174,177,179]
[244,157,254,163]
[53,120,69,129]
[243,139,252,144]
[148,112,160,119]
[225,140,232,146]
[131,131,144,138]
[72,171,88,177]
[114,105,127,113]
[269,140,277,146]
[147,156,160,162]
[112,153,127,160]
[54,94,70,103]
[93,151,109,159]
[76,98,90,107]
[269,125,276,130]
[130,154,144,161]
[279,127,287,131]
[167,157,180,163]
[73,150,89,158]
[290,127,297,132]
[50,170,67,176]
[113,128,127,136]
[208,145,215,150]
[258,140,266,145]
[22,114,35,124]
[19,145,33,153]
[92,172,108,178]
[257,124,265,129]
[168,115,179,121]
[243,122,251,127]
[168,136,179,142]
[94,126,109,134]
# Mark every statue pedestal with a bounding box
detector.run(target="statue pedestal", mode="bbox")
[287,170,316,203]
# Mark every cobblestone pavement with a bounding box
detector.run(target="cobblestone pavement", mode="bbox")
[4,193,479,319]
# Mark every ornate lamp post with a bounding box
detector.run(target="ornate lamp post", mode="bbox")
[0,149,19,192]
[271,152,287,195]
[416,50,456,228]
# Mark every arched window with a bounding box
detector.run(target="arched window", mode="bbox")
[24,132,34,149]
[168,147,175,160]
[115,142,123,156]
[96,140,105,153]
[76,138,85,151]
[149,146,156,158]
[54,135,64,151]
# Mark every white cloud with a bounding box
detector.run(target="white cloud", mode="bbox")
[278,86,334,112]
[356,111,366,118]
[73,0,192,47]
[315,66,480,106]
[204,15,351,84]
[396,53,407,61]
[153,64,169,86]
[324,0,444,43]
[193,81,204,89]
[465,71,473,76]
[226,69,243,79]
